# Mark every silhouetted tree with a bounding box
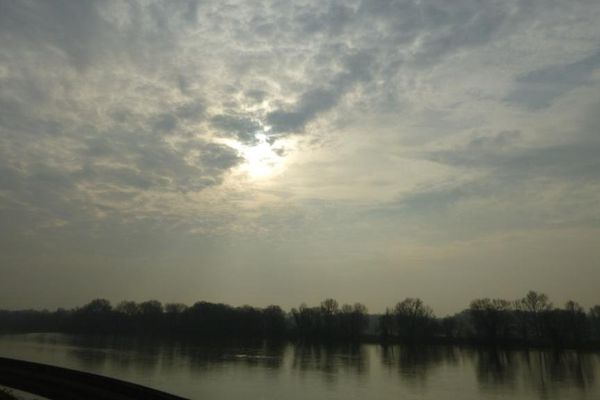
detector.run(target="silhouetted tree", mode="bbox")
[164,303,187,331]
[183,301,235,337]
[136,300,163,332]
[589,305,600,341]
[340,304,354,335]
[115,301,139,316]
[469,298,513,343]
[563,301,588,345]
[339,303,368,340]
[290,299,368,341]
[263,305,287,338]
[349,303,368,340]
[320,298,339,339]
[81,299,112,314]
[379,308,394,341]
[441,316,458,340]
[320,299,339,314]
[393,298,435,343]
[72,299,114,333]
[291,303,321,338]
[0,293,598,347]
[165,303,187,314]
[543,301,589,347]
[514,291,553,342]
[138,300,163,316]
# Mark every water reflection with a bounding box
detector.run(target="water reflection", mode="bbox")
[63,335,288,375]
[1,334,599,400]
[291,343,368,385]
[381,345,458,386]
[474,348,518,389]
[183,341,285,371]
[520,350,596,399]
[471,347,599,399]
[66,335,165,375]
[378,344,600,399]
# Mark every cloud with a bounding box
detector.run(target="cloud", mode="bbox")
[266,50,374,134]
[0,1,114,70]
[1,0,600,310]
[211,114,262,144]
[153,114,178,133]
[266,87,339,134]
[1,0,599,230]
[260,0,522,134]
[427,130,600,181]
[506,50,600,110]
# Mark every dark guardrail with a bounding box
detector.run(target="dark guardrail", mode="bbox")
[0,357,189,400]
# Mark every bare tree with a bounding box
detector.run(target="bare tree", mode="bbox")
[469,298,513,343]
[514,291,552,341]
[394,298,435,343]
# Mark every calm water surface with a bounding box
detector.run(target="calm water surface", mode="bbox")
[0,333,598,399]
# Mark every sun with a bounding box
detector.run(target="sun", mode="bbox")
[233,133,286,179]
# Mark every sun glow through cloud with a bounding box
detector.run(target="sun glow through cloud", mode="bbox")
[231,133,286,179]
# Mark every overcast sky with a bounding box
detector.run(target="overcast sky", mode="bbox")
[1,0,599,315]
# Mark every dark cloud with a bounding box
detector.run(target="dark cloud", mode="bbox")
[0,0,205,73]
[153,114,178,133]
[114,136,242,192]
[175,101,205,121]
[211,114,262,144]
[0,0,112,69]
[428,132,600,181]
[505,50,600,109]
[267,53,374,134]
[410,1,510,65]
[262,0,529,134]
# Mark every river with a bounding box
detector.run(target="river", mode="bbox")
[0,333,598,399]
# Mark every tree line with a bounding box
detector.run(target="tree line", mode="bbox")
[1,291,599,347]
[380,291,600,347]
[0,300,287,339]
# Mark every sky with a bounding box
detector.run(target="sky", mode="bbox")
[1,0,600,315]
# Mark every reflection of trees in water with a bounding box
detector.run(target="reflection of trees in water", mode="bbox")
[380,345,458,386]
[519,350,596,398]
[19,334,600,398]
[64,334,289,377]
[471,347,598,399]
[290,343,368,385]
[473,348,518,390]
[39,334,288,376]
[183,340,285,372]
[69,348,109,370]
[66,334,164,374]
